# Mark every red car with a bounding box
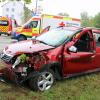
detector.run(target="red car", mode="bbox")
[0,27,100,91]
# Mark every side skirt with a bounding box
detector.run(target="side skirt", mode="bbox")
[64,68,100,79]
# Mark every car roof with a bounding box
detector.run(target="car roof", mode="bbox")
[92,29,100,34]
[84,27,100,34]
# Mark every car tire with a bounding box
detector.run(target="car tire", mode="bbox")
[29,69,55,91]
[18,35,27,41]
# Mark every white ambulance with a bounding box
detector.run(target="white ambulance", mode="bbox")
[13,14,81,41]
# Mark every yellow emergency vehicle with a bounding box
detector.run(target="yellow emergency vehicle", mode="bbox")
[13,14,81,41]
[0,16,18,36]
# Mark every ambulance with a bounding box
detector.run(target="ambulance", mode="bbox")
[0,16,18,36]
[12,14,81,41]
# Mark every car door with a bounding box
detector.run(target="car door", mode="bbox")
[22,23,33,36]
[93,33,100,68]
[23,20,40,37]
[31,20,40,36]
[62,30,96,76]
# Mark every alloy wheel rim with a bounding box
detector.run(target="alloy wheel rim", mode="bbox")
[37,72,54,91]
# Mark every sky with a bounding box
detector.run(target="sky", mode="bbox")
[29,0,100,18]
[0,0,100,19]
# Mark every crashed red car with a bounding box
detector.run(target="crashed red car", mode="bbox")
[0,27,100,91]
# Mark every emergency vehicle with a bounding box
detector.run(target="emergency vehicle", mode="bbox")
[12,14,81,41]
[0,16,18,36]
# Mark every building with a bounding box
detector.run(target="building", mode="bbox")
[1,0,32,25]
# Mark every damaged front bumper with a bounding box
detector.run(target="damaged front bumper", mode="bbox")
[0,52,16,83]
[0,52,38,85]
[0,61,17,83]
[0,55,30,84]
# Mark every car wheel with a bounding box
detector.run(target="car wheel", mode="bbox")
[18,35,27,41]
[29,69,55,91]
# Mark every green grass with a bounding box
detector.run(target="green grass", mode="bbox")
[0,61,100,100]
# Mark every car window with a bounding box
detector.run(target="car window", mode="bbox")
[30,21,38,28]
[0,20,9,26]
[36,28,75,47]
[74,32,91,52]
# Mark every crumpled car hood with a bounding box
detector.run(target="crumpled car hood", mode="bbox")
[4,40,54,56]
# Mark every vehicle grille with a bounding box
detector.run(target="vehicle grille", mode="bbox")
[0,53,12,62]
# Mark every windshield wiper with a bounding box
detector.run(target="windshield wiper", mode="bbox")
[39,40,55,47]
[39,40,49,45]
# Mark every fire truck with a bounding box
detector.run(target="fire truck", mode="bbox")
[12,14,81,41]
[0,16,18,36]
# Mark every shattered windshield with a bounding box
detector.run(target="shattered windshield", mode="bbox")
[36,28,76,47]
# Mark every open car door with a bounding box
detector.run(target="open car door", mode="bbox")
[63,30,96,76]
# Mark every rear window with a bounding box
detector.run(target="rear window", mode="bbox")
[0,20,9,26]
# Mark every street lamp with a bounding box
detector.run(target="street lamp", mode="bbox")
[35,0,43,15]
[35,0,38,14]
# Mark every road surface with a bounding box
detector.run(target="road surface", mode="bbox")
[0,36,16,52]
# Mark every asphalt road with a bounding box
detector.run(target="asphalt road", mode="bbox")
[0,35,16,52]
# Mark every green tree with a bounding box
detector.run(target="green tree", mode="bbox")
[89,16,94,27]
[81,12,90,27]
[24,0,31,4]
[93,12,100,28]
[23,3,32,23]
[0,0,32,4]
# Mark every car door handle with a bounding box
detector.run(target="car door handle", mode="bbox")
[64,55,80,59]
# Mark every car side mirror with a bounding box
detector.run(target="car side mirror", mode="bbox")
[68,46,77,53]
